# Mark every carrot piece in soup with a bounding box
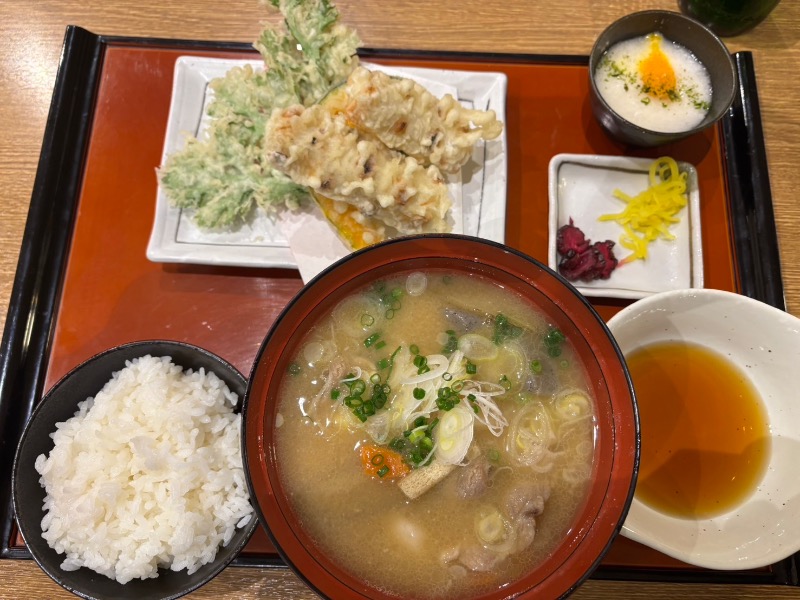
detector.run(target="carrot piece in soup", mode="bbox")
[360,444,410,480]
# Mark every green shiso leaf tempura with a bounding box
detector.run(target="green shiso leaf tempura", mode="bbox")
[158,0,361,229]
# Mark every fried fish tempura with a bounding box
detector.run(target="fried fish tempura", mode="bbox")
[326,66,503,173]
[265,104,451,246]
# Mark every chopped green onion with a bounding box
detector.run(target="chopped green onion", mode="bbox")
[413,387,426,400]
[545,327,566,346]
[544,328,566,358]
[452,380,464,392]
[390,417,440,468]
[499,374,511,390]
[371,453,385,466]
[443,372,452,381]
[413,355,427,368]
[530,359,543,373]
[372,386,388,409]
[377,465,390,478]
[385,309,395,320]
[375,340,386,350]
[391,287,403,299]
[364,333,381,348]
[487,448,500,462]
[408,428,426,444]
[493,313,524,345]
[370,373,381,385]
[352,400,375,421]
[436,386,460,410]
[377,357,391,370]
[410,344,420,355]
[560,359,569,368]
[441,329,459,354]
[361,314,375,327]
[466,361,477,375]
[331,389,341,401]
[385,346,402,382]
[349,379,366,396]
[288,362,301,376]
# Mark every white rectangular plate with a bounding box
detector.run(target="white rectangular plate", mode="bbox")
[547,153,703,299]
[147,56,508,272]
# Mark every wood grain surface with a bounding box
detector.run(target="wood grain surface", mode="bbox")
[1,0,798,598]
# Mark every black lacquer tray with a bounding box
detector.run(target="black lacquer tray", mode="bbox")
[0,25,792,587]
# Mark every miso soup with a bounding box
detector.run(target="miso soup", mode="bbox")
[274,271,597,598]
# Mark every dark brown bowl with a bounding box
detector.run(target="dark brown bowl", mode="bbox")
[243,234,639,599]
[589,10,737,147]
[12,340,257,600]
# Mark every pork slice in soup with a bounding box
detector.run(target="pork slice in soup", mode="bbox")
[275,271,596,599]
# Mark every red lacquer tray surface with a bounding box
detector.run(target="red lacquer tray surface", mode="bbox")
[10,41,742,575]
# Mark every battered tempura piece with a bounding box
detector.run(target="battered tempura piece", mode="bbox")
[159,0,362,229]
[264,104,452,244]
[326,66,503,173]
[312,192,387,251]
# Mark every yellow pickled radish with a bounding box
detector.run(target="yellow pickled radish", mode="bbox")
[598,156,688,263]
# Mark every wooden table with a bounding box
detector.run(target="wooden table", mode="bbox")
[1,0,798,598]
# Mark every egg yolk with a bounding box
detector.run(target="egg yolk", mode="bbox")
[638,34,677,101]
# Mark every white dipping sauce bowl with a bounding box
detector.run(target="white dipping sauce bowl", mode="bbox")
[607,289,800,570]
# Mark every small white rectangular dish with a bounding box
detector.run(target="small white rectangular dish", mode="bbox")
[147,56,508,274]
[548,153,703,299]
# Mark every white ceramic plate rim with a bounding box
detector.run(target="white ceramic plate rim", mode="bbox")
[547,153,703,299]
[147,57,508,269]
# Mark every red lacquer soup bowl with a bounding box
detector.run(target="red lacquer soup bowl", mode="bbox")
[243,234,638,599]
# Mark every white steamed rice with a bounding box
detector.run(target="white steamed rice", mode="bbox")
[34,355,254,584]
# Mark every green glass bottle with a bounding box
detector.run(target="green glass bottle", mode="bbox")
[679,0,781,36]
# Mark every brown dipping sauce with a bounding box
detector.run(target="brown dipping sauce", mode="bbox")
[627,340,770,519]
